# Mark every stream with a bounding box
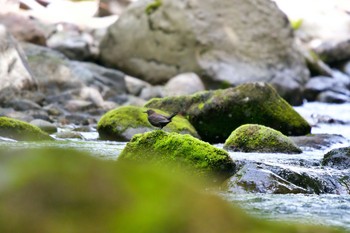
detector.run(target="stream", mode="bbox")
[0,101,349,230]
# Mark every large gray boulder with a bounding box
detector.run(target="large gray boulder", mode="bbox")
[100,0,309,104]
[0,25,36,91]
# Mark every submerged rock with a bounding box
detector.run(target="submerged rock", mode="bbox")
[290,134,348,150]
[0,148,342,233]
[0,117,53,141]
[119,130,235,182]
[146,82,311,143]
[224,161,349,194]
[97,106,199,141]
[224,124,302,154]
[322,147,350,169]
[223,163,308,194]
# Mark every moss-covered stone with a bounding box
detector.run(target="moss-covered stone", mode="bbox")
[0,148,344,233]
[146,82,311,143]
[119,130,235,181]
[224,124,302,154]
[145,0,162,15]
[0,117,53,141]
[97,106,199,141]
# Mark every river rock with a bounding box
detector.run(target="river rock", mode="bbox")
[0,116,53,141]
[0,13,46,45]
[164,73,205,97]
[317,91,350,103]
[99,0,309,104]
[0,147,340,233]
[47,27,96,61]
[224,160,349,194]
[304,75,350,102]
[322,147,350,169]
[21,42,84,94]
[139,85,164,100]
[5,99,41,111]
[224,124,302,154]
[119,130,235,182]
[223,163,308,194]
[30,119,57,134]
[313,39,350,64]
[290,134,348,150]
[70,61,127,98]
[0,25,36,91]
[97,106,199,141]
[125,75,151,96]
[146,82,311,143]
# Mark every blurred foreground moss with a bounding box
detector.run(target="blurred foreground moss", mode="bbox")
[0,148,344,233]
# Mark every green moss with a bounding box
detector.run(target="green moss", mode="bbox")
[0,147,343,233]
[97,106,199,141]
[119,130,235,181]
[224,124,302,154]
[0,117,53,141]
[290,19,303,30]
[145,0,162,15]
[146,82,311,143]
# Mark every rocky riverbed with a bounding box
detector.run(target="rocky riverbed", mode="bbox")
[0,0,350,232]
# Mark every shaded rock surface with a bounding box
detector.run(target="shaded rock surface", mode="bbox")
[224,160,349,194]
[322,147,350,169]
[0,12,47,46]
[119,130,235,182]
[97,106,199,141]
[223,163,308,194]
[100,0,309,104]
[290,134,349,151]
[164,73,205,97]
[146,82,311,143]
[224,124,302,154]
[0,25,36,91]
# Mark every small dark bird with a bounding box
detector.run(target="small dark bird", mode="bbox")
[144,109,178,129]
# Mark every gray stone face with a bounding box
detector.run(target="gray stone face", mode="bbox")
[0,25,36,91]
[100,0,309,102]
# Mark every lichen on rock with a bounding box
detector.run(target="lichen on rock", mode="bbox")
[224,124,302,154]
[119,130,235,181]
[97,105,199,141]
[0,117,53,141]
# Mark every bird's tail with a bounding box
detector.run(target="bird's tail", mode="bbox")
[167,112,178,121]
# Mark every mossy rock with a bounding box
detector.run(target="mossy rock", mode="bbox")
[224,124,302,154]
[119,130,235,182]
[0,117,53,141]
[0,148,344,233]
[97,106,199,141]
[146,82,311,143]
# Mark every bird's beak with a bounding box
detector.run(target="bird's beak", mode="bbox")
[143,111,147,113]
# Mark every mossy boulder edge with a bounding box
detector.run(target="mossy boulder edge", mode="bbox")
[119,130,235,182]
[145,82,311,143]
[0,117,53,141]
[0,147,343,233]
[224,124,302,154]
[97,106,199,141]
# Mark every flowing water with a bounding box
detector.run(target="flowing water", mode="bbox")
[221,102,350,230]
[0,102,349,230]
